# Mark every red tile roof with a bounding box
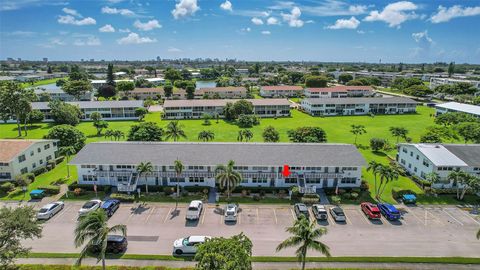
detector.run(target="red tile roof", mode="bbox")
[0,140,36,162]
[261,86,303,91]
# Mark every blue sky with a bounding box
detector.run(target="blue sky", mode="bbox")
[1,0,480,63]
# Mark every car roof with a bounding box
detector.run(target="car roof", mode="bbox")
[296,204,308,210]
[381,203,399,212]
[41,203,56,209]
[189,200,202,207]
[226,204,236,209]
[102,199,119,207]
[313,204,326,210]
[188,235,210,242]
[333,207,343,212]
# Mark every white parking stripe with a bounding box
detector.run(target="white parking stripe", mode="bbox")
[290,208,296,220]
[459,209,480,225]
[344,211,352,224]
[51,205,71,221]
[163,208,172,223]
[273,208,278,225]
[357,209,370,225]
[145,207,155,223]
[201,209,206,224]
[442,209,463,226]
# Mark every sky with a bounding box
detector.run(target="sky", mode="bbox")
[1,0,480,63]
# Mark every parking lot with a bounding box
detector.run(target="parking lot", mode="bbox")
[4,201,479,257]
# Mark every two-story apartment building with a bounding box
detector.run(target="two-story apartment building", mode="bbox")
[70,142,366,192]
[435,102,480,118]
[260,86,304,98]
[396,143,480,188]
[0,140,58,182]
[429,77,480,90]
[304,86,373,98]
[197,87,247,99]
[163,99,291,119]
[125,88,190,100]
[301,97,417,116]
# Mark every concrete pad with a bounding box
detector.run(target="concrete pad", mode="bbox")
[274,207,294,226]
[239,207,258,225]
[257,208,275,226]
[443,208,480,227]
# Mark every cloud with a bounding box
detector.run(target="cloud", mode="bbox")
[281,6,304,27]
[412,30,433,45]
[58,15,96,26]
[327,16,360,29]
[364,1,419,28]
[1,0,67,11]
[430,5,480,23]
[267,17,280,25]
[119,28,131,33]
[168,47,182,52]
[99,24,115,32]
[62,7,82,17]
[39,37,66,48]
[261,30,271,35]
[117,32,156,45]
[106,0,125,3]
[357,30,365,34]
[133,19,162,31]
[74,36,101,46]
[7,31,36,37]
[101,6,135,16]
[172,0,200,19]
[251,17,264,25]
[220,1,232,12]
[270,1,368,17]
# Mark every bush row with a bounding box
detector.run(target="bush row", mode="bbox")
[110,193,135,202]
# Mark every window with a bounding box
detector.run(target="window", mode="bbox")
[46,155,52,161]
[18,155,26,163]
[410,151,413,157]
[44,144,50,150]
[81,165,96,169]
[0,172,12,179]
[32,162,36,169]
[187,166,205,170]
[37,147,41,153]
[21,167,28,174]
[414,167,417,172]
[0,162,8,166]
[284,177,297,184]
[416,155,419,160]
[402,148,407,153]
[341,178,357,184]
[408,163,411,169]
[252,177,268,183]
[422,159,430,167]
[30,151,34,156]
[116,165,133,169]
[400,159,406,165]
[39,159,43,165]
[82,175,97,182]
[170,177,185,183]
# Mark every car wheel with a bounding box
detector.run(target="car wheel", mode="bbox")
[175,249,183,255]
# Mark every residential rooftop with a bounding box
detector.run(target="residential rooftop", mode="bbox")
[163,98,291,107]
[435,102,480,116]
[197,86,246,92]
[303,97,417,105]
[400,143,480,167]
[306,86,373,93]
[31,100,144,110]
[0,139,56,162]
[70,142,366,167]
[261,86,304,91]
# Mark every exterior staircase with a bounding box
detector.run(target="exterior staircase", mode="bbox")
[117,172,139,193]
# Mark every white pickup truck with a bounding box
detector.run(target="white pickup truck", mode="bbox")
[186,200,203,220]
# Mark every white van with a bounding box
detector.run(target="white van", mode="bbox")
[186,200,203,220]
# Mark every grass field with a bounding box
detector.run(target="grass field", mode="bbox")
[0,106,457,203]
[21,78,66,88]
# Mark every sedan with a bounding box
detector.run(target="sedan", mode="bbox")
[329,206,346,222]
[78,199,102,216]
[361,202,381,220]
[378,203,401,221]
[101,199,120,217]
[37,201,64,220]
[294,203,310,220]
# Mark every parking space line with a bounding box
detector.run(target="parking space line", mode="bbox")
[201,209,206,224]
[290,209,296,220]
[163,208,172,223]
[424,209,428,226]
[256,208,259,224]
[344,211,352,224]
[459,209,480,225]
[52,205,72,221]
[145,207,155,223]
[357,209,370,225]
[427,209,445,225]
[407,209,424,225]
[273,208,278,225]
[442,209,463,226]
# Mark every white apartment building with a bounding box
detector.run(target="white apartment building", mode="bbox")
[397,143,480,188]
[435,102,480,118]
[0,140,58,182]
[260,86,304,98]
[197,87,247,99]
[70,142,366,192]
[304,86,373,98]
[429,77,480,90]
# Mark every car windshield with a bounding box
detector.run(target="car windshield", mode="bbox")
[188,207,198,211]
[39,208,49,213]
[83,201,96,208]
[182,237,190,246]
[226,210,235,215]
[334,209,344,216]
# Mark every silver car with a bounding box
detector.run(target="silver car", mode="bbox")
[224,204,238,222]
[78,199,102,216]
[37,201,64,220]
[330,206,346,222]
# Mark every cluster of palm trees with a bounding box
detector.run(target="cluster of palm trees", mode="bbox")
[237,129,253,142]
[104,129,125,141]
[446,170,480,201]
[367,161,400,201]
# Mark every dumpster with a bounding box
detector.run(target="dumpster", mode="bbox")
[30,189,46,199]
[402,194,416,204]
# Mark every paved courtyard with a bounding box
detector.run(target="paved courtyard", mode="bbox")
[4,201,480,257]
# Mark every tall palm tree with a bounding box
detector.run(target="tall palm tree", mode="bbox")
[377,165,399,200]
[447,169,471,200]
[350,124,366,145]
[198,130,215,142]
[165,121,187,142]
[425,172,440,189]
[74,210,127,270]
[59,146,76,178]
[215,160,242,201]
[137,161,154,194]
[174,159,184,211]
[276,216,331,270]
[366,160,382,201]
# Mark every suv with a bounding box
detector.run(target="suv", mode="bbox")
[378,203,401,221]
[312,204,328,221]
[173,235,211,255]
[101,199,120,217]
[186,200,203,220]
[330,206,346,222]
[361,202,381,220]
[91,235,128,254]
[294,203,309,220]
[224,204,238,222]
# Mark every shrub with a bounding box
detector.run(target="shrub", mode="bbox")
[259,190,266,197]
[331,195,341,205]
[241,189,248,198]
[338,189,347,195]
[252,194,261,201]
[370,138,386,151]
[52,177,68,186]
[8,188,23,197]
[0,182,15,193]
[73,188,84,196]
[31,167,47,176]
[351,192,359,200]
[237,114,260,128]
[342,193,352,200]
[55,156,65,164]
[277,189,286,198]
[290,186,301,200]
[47,160,56,170]
[24,173,36,183]
[301,197,319,204]
[164,186,175,196]
[38,185,60,195]
[110,193,135,202]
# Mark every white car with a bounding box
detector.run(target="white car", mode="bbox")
[37,201,64,220]
[330,206,346,222]
[224,204,238,222]
[173,235,211,255]
[185,200,203,220]
[78,199,102,216]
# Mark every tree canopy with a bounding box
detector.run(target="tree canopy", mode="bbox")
[46,124,86,151]
[128,122,164,141]
[287,127,327,143]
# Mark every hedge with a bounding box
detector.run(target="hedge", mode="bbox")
[38,185,60,195]
[0,182,15,193]
[392,187,417,200]
[31,167,48,176]
[110,193,135,202]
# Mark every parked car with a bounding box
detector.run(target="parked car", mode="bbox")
[329,206,346,222]
[224,203,238,222]
[78,199,102,216]
[37,201,64,220]
[186,200,203,221]
[312,204,328,221]
[91,235,128,254]
[173,235,211,255]
[101,199,120,217]
[294,203,310,220]
[378,203,401,221]
[360,202,381,220]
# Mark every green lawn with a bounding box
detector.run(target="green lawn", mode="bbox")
[0,106,456,204]
[21,77,66,88]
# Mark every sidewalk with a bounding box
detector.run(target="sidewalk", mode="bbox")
[15,258,480,270]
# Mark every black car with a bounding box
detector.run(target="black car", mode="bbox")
[101,199,120,217]
[91,235,128,254]
[294,203,310,220]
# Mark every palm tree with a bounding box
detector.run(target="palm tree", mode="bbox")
[174,159,184,211]
[237,129,253,142]
[376,165,399,200]
[198,130,215,142]
[389,127,409,143]
[425,172,440,189]
[137,161,154,194]
[74,210,127,270]
[104,129,113,140]
[276,216,331,270]
[59,146,76,178]
[165,121,187,142]
[447,169,471,200]
[477,228,480,240]
[350,124,366,145]
[366,161,382,201]
[215,160,242,201]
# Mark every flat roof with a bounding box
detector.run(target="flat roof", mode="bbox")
[163,99,290,108]
[401,144,468,167]
[31,100,144,110]
[261,86,303,91]
[303,97,417,105]
[71,142,366,167]
[0,139,56,162]
[435,102,480,116]
[443,144,480,167]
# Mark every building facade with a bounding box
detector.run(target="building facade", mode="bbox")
[435,102,480,118]
[70,142,366,192]
[304,86,373,98]
[197,87,247,99]
[301,97,417,116]
[397,143,480,188]
[163,99,291,119]
[0,140,58,182]
[260,86,304,98]
[429,77,480,90]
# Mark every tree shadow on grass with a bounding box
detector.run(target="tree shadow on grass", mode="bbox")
[372,151,387,157]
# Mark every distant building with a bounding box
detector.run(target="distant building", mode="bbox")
[197,87,247,99]
[260,86,304,98]
[127,88,188,100]
[304,86,373,98]
[301,97,417,116]
[91,79,134,89]
[33,84,93,102]
[163,99,291,119]
[430,77,480,90]
[435,102,480,118]
[0,139,58,182]
[397,143,480,188]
